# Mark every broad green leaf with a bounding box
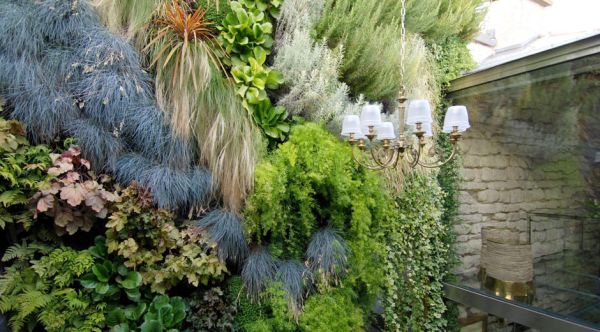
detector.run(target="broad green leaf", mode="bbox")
[120,271,142,289]
[92,264,110,282]
[140,320,161,332]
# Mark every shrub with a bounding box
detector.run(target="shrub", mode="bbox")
[299,288,364,332]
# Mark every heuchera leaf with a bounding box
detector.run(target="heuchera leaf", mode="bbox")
[60,183,87,206]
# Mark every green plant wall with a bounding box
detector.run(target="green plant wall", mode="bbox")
[0,0,482,331]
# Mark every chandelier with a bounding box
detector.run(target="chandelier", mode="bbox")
[340,0,470,171]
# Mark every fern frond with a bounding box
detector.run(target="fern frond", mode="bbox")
[1,242,48,262]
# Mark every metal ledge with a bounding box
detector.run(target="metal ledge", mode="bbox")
[444,283,600,332]
[449,34,600,92]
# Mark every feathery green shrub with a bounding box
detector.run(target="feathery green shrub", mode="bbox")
[244,123,392,321]
[299,287,364,332]
[0,117,52,231]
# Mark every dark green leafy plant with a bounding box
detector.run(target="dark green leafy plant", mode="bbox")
[185,286,237,331]
[0,117,52,230]
[80,237,144,303]
[140,295,187,332]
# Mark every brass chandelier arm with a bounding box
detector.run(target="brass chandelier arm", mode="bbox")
[417,141,459,168]
[405,142,422,168]
[370,146,397,167]
[351,145,399,171]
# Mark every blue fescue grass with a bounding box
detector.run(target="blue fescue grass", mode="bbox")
[0,1,44,60]
[65,118,124,171]
[161,135,197,169]
[75,28,143,72]
[0,55,34,93]
[143,164,212,209]
[75,70,152,128]
[113,153,155,184]
[31,0,99,47]
[192,210,247,263]
[8,75,79,143]
[41,48,82,86]
[120,104,169,158]
[275,260,311,316]
[242,247,276,299]
[305,227,349,285]
[189,167,213,206]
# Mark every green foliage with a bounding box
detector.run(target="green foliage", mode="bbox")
[0,117,52,230]
[383,173,449,332]
[32,145,119,236]
[194,0,233,25]
[244,123,392,310]
[430,36,476,89]
[218,0,287,141]
[106,185,227,293]
[0,243,102,332]
[80,237,144,303]
[407,0,484,43]
[237,282,296,332]
[314,0,483,102]
[299,287,364,332]
[185,286,237,331]
[140,295,186,332]
[314,0,404,101]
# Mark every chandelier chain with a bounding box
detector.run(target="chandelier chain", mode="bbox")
[400,0,407,86]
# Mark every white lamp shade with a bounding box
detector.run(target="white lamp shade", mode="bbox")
[406,99,433,125]
[443,105,470,133]
[360,104,382,127]
[376,122,396,140]
[341,115,361,136]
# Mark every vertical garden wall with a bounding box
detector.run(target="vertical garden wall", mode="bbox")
[0,0,482,331]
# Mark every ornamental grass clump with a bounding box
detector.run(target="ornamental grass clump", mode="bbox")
[147,0,222,139]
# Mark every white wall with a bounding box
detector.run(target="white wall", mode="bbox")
[470,0,600,66]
